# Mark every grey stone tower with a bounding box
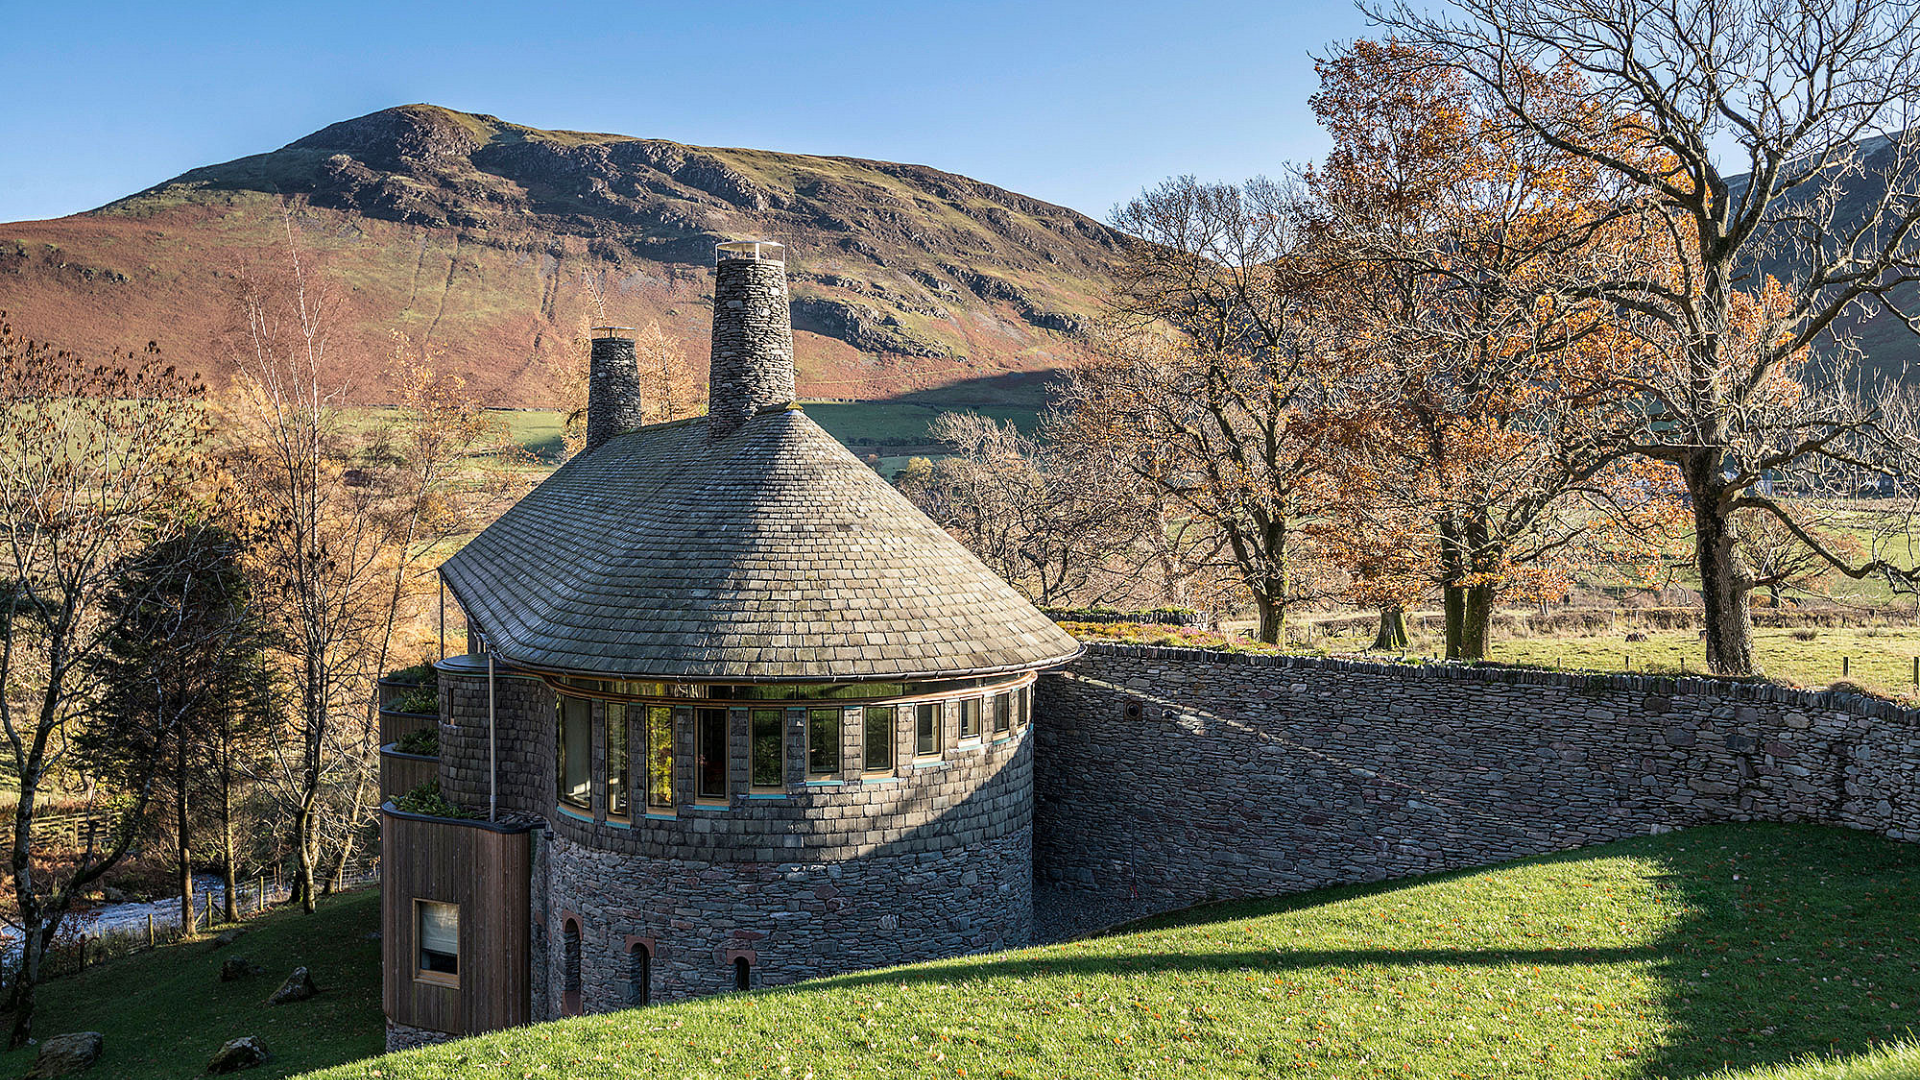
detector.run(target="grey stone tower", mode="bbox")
[585,327,644,453]
[707,240,795,439]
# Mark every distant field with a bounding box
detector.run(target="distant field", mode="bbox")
[1304,621,1920,700]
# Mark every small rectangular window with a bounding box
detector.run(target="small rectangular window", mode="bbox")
[696,708,729,802]
[607,702,629,818]
[750,709,784,790]
[1018,685,1030,727]
[993,694,1012,735]
[807,708,841,777]
[959,698,981,742]
[416,899,458,985]
[863,706,895,773]
[915,703,941,758]
[646,705,674,812]
[558,696,591,810]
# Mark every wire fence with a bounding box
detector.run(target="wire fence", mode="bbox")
[2,857,380,985]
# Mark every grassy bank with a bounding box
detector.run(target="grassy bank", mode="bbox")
[308,824,1917,1080]
[0,888,381,1079]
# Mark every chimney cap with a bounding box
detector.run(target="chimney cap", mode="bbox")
[716,240,784,264]
[591,326,635,339]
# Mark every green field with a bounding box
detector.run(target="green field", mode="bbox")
[304,824,1917,1080]
[0,889,382,1080]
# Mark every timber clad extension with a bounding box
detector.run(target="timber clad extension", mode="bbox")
[380,238,1079,1049]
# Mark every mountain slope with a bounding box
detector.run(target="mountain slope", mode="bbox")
[0,105,1121,404]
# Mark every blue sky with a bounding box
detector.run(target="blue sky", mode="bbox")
[0,1,1375,225]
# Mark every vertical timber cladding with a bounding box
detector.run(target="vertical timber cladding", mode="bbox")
[381,807,537,1036]
[379,747,439,804]
[1033,642,1920,917]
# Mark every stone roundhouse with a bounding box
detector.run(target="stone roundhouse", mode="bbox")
[381,240,1080,1049]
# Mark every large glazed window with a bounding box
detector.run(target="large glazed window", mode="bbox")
[696,708,729,802]
[807,708,840,777]
[646,705,674,812]
[558,696,591,810]
[607,702,629,819]
[749,709,783,790]
[863,706,895,773]
[416,900,459,985]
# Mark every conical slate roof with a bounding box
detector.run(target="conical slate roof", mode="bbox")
[440,405,1082,681]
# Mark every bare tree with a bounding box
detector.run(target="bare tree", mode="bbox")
[0,314,205,1045]
[222,217,395,915]
[1070,176,1344,642]
[1374,0,1920,673]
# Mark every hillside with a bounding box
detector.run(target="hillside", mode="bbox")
[307,824,1918,1080]
[0,105,1121,406]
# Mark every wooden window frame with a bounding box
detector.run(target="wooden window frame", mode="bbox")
[992,693,1012,737]
[748,708,785,793]
[606,701,630,822]
[862,705,896,775]
[414,898,459,988]
[557,696,592,811]
[959,697,982,744]
[914,701,942,759]
[644,704,675,816]
[695,707,730,805]
[806,707,841,778]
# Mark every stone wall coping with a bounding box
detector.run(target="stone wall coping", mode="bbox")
[435,653,545,680]
[1075,640,1920,725]
[380,799,541,835]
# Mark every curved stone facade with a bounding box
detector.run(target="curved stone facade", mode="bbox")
[429,655,1036,1019]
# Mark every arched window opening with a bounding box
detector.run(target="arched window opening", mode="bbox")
[562,919,583,1016]
[628,942,651,1006]
[733,956,751,991]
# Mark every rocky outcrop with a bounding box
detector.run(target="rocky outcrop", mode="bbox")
[25,1032,103,1078]
[790,296,954,358]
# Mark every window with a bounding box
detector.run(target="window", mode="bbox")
[416,900,458,985]
[628,942,651,1006]
[959,697,981,742]
[1018,685,1030,727]
[863,706,895,773]
[807,708,841,777]
[562,918,582,1016]
[696,708,729,802]
[558,696,591,810]
[646,705,674,812]
[915,703,941,758]
[734,956,752,991]
[993,693,1012,736]
[750,709,784,790]
[607,702,629,819]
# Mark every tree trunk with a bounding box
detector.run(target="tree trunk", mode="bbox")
[1459,584,1495,661]
[1442,586,1465,659]
[1253,591,1282,644]
[1687,454,1756,675]
[1372,606,1410,650]
[219,772,239,924]
[176,743,194,936]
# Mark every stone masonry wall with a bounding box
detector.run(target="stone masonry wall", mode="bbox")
[544,824,1030,1010]
[585,335,644,452]
[1034,643,1920,914]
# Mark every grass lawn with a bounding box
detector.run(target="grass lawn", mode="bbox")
[0,888,382,1080]
[305,824,1919,1080]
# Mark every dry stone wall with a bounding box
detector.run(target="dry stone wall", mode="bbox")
[1034,643,1920,914]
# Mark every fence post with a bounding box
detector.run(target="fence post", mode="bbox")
[1843,655,1851,678]
[147,913,154,949]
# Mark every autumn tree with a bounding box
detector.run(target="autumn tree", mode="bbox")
[1304,39,1653,660]
[222,218,400,915]
[557,320,701,456]
[1376,0,1920,673]
[0,314,206,1045]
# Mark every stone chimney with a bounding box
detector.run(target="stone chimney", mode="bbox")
[707,240,795,439]
[585,326,643,453]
